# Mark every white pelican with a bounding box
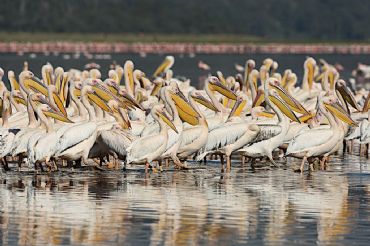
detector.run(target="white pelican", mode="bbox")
[286,96,357,172]
[177,90,219,159]
[126,104,178,171]
[238,78,301,167]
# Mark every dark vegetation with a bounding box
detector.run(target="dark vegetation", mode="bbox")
[0,0,369,42]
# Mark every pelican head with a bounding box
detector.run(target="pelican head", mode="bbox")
[304,57,317,90]
[108,100,131,129]
[336,79,360,111]
[152,104,178,133]
[153,56,174,78]
[208,76,237,100]
[228,95,246,120]
[268,89,301,123]
[38,103,73,123]
[190,90,219,112]
[89,69,101,80]
[269,79,309,115]
[83,84,112,113]
[251,106,275,119]
[323,97,357,126]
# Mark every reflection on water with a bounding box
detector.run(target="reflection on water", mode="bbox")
[1,155,370,245]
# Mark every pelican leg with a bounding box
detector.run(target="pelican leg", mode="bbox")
[220,154,224,172]
[241,155,245,165]
[226,155,231,171]
[366,144,369,158]
[267,153,279,168]
[17,155,23,172]
[51,158,58,172]
[145,161,150,173]
[172,155,187,170]
[320,156,326,170]
[350,140,354,154]
[3,157,10,172]
[158,160,163,172]
[203,156,207,165]
[300,156,307,173]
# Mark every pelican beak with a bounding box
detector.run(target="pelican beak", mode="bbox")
[280,71,289,88]
[25,76,48,95]
[118,108,131,129]
[307,61,314,90]
[216,71,227,85]
[8,72,20,91]
[363,92,370,113]
[191,94,219,112]
[177,105,199,126]
[25,76,67,116]
[151,81,164,96]
[256,110,275,118]
[328,70,336,91]
[88,91,112,113]
[228,98,246,119]
[153,56,174,77]
[325,101,357,126]
[336,83,360,111]
[107,81,120,95]
[92,83,114,102]
[43,108,74,123]
[171,91,200,118]
[59,73,69,103]
[45,69,53,85]
[157,110,178,133]
[299,112,315,123]
[54,73,62,94]
[252,89,265,107]
[74,88,81,98]
[270,83,309,114]
[52,91,68,116]
[209,79,237,100]
[13,94,27,106]
[119,90,143,110]
[269,94,301,123]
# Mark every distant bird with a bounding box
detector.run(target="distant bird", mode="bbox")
[84,63,101,70]
[234,63,244,72]
[198,61,210,71]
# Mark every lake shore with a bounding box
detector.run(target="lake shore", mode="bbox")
[1,41,370,55]
[1,33,370,55]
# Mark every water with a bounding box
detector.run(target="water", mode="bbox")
[1,53,370,87]
[1,53,370,245]
[1,154,370,246]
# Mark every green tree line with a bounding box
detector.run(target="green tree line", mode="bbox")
[0,0,369,41]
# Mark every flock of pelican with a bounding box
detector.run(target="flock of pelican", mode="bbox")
[0,56,369,173]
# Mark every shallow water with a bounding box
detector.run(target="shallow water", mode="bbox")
[1,53,370,87]
[1,154,370,246]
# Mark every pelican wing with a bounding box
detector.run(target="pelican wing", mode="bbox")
[127,134,167,162]
[360,119,370,142]
[0,130,16,157]
[180,126,204,148]
[56,122,97,154]
[196,123,247,159]
[286,129,334,155]
[100,129,137,156]
[249,124,282,144]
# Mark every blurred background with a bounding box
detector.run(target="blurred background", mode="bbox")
[1,0,370,41]
[1,0,370,86]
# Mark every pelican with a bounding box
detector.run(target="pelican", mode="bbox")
[126,104,178,171]
[286,95,357,172]
[177,90,219,159]
[238,78,301,167]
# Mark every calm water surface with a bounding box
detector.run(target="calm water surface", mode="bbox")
[1,53,370,87]
[1,154,370,246]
